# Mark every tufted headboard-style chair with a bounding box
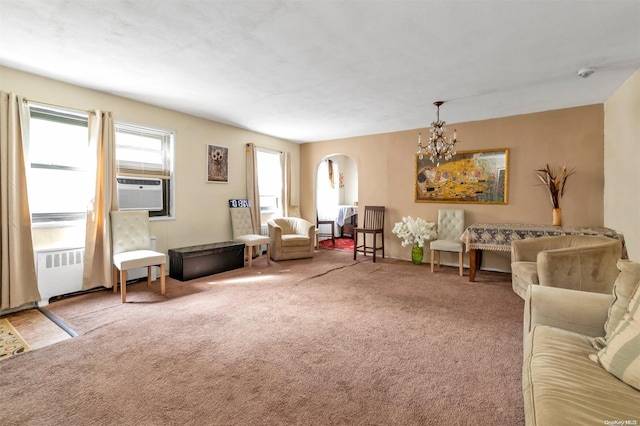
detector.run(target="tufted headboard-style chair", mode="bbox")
[229,202,270,267]
[110,210,166,303]
[430,209,465,276]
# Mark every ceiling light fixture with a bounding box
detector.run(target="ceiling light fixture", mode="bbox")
[417,101,460,166]
[577,67,595,78]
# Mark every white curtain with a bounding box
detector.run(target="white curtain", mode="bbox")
[282,151,291,217]
[82,110,118,290]
[0,91,40,309]
[245,143,260,234]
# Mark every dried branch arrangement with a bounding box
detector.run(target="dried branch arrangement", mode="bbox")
[535,164,576,209]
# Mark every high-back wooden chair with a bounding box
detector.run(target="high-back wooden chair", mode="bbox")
[316,211,335,246]
[353,206,385,262]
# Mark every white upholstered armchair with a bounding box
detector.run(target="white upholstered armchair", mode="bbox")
[268,217,315,261]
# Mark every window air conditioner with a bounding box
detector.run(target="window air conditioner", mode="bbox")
[117,177,163,211]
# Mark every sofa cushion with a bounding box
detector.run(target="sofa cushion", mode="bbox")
[523,325,640,425]
[605,259,640,339]
[594,284,640,390]
[281,234,311,247]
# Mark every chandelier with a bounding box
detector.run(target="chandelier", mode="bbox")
[417,101,460,166]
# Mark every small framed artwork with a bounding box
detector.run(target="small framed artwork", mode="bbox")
[207,144,229,183]
[415,148,509,204]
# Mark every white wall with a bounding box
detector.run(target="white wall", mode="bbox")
[604,68,640,261]
[1,66,300,268]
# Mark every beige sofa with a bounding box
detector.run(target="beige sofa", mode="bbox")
[268,217,315,261]
[511,235,622,299]
[522,260,640,425]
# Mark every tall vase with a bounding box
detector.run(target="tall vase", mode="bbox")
[552,208,562,226]
[411,243,424,265]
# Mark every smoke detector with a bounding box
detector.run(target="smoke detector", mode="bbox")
[577,67,595,78]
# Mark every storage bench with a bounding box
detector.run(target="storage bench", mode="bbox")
[169,241,245,281]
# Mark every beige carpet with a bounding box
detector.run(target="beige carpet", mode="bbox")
[0,250,525,425]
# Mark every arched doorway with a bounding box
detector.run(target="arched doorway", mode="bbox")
[316,154,358,245]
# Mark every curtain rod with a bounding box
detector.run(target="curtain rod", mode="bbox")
[26,99,96,115]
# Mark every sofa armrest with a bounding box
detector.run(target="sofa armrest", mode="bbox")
[267,220,283,250]
[523,285,613,339]
[511,237,563,262]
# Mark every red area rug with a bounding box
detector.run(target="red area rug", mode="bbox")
[319,237,354,251]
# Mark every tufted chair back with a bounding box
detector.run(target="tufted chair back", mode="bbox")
[430,209,465,276]
[437,209,465,241]
[110,210,152,255]
[230,207,255,238]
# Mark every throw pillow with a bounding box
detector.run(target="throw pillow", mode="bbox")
[594,282,640,390]
[604,259,640,340]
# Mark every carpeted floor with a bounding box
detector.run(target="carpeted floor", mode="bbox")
[0,250,525,425]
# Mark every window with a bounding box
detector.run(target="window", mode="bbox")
[27,104,175,224]
[256,149,283,220]
[28,105,92,223]
[115,122,174,218]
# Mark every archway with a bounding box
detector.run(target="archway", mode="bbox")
[315,154,358,244]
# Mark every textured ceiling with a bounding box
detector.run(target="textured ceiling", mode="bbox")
[1,0,639,142]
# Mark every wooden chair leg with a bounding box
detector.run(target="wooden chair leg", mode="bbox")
[431,250,435,272]
[147,266,152,286]
[120,270,128,303]
[160,263,166,295]
[373,234,377,263]
[459,252,463,276]
[247,245,253,267]
[353,232,358,260]
[113,265,118,293]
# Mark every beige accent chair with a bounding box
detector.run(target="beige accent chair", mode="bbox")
[288,205,319,248]
[268,217,315,261]
[430,209,465,276]
[230,205,270,267]
[511,235,622,299]
[110,210,166,303]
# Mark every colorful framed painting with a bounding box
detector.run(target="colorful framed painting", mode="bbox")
[415,148,509,204]
[206,144,229,183]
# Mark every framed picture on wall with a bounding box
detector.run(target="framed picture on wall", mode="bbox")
[415,148,509,204]
[206,144,229,183]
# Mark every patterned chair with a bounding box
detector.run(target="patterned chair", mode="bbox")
[229,202,270,267]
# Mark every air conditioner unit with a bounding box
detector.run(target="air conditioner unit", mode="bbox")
[117,176,163,211]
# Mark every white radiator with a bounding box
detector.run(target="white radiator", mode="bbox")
[36,237,157,306]
[36,247,85,306]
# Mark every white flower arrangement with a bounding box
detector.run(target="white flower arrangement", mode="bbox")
[392,216,437,248]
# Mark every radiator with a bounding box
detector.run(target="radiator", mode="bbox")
[36,247,85,306]
[36,237,157,306]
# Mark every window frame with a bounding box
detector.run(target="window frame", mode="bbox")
[27,103,176,226]
[28,104,91,225]
[115,121,176,220]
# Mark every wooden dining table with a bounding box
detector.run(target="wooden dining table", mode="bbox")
[460,223,627,282]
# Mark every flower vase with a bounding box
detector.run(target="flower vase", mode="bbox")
[552,208,562,226]
[411,243,423,265]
